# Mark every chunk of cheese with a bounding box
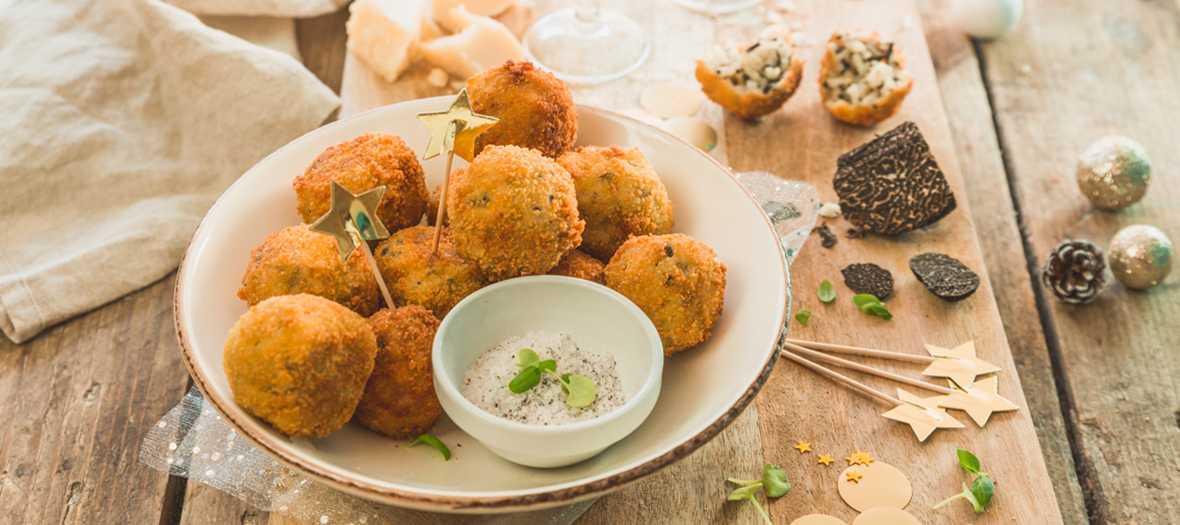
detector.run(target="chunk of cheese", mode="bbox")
[432,0,516,32]
[346,0,424,83]
[420,6,525,78]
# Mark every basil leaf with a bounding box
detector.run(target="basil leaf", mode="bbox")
[537,359,557,373]
[958,449,981,474]
[852,294,881,307]
[564,374,596,407]
[970,475,995,511]
[407,434,451,461]
[516,348,539,368]
[727,483,761,501]
[509,366,540,393]
[865,303,892,320]
[818,280,836,303]
[794,310,811,327]
[761,463,790,498]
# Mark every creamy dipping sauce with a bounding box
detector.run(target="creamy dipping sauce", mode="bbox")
[462,331,624,425]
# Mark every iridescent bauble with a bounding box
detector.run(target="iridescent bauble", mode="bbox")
[1108,225,1173,290]
[1076,136,1151,211]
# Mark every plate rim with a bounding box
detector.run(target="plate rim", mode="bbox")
[173,100,790,512]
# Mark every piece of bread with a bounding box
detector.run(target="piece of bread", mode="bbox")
[818,30,913,127]
[695,35,804,120]
[345,0,424,83]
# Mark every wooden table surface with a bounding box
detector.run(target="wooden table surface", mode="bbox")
[3,0,1177,523]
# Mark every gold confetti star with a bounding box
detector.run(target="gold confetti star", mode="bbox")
[309,181,389,262]
[817,454,834,466]
[882,389,965,442]
[416,88,498,162]
[921,341,1000,389]
[846,470,863,483]
[937,375,1020,427]
[794,441,812,453]
[845,450,873,466]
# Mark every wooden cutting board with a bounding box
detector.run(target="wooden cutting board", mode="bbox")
[337,0,1064,522]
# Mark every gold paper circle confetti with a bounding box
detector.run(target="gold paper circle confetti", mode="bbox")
[1076,136,1151,211]
[663,116,717,152]
[641,82,703,118]
[791,515,849,525]
[1108,224,1173,289]
[851,506,920,525]
[837,461,912,512]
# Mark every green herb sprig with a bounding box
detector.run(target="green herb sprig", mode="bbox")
[852,294,892,320]
[794,310,811,327]
[818,280,836,303]
[726,463,790,525]
[933,449,994,513]
[408,434,450,461]
[509,349,596,407]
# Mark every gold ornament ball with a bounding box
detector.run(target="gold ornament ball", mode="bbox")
[1108,225,1173,290]
[1076,136,1151,211]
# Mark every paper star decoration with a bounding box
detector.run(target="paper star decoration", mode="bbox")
[309,181,390,262]
[921,341,1000,389]
[416,88,498,162]
[882,389,964,442]
[845,450,873,466]
[817,454,834,466]
[845,470,863,483]
[795,441,812,453]
[937,376,1020,427]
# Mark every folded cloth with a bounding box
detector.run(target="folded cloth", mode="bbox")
[0,0,341,343]
[165,0,350,18]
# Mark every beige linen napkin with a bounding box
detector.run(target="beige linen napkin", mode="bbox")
[165,0,350,17]
[0,0,341,343]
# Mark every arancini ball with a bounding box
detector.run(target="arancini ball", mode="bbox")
[547,248,606,285]
[373,225,485,318]
[353,306,443,439]
[466,60,578,158]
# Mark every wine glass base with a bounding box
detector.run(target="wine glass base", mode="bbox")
[523,8,651,85]
[671,0,762,14]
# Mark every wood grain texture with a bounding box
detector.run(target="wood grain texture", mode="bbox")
[181,484,269,525]
[0,276,189,524]
[295,6,352,95]
[913,0,1089,521]
[978,0,1180,521]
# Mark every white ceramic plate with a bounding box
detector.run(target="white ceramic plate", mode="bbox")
[175,99,790,513]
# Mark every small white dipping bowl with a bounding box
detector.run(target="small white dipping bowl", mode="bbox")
[433,275,664,468]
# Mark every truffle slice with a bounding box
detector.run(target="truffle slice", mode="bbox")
[833,122,956,235]
[841,263,893,298]
[910,252,980,301]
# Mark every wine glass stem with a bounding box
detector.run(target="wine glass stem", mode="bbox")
[574,0,601,24]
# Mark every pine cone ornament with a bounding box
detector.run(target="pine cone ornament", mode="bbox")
[1041,240,1107,304]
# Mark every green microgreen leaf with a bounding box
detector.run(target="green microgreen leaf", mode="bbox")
[761,463,790,498]
[818,280,836,303]
[794,310,811,327]
[934,450,994,514]
[852,294,881,307]
[970,474,995,511]
[726,463,788,525]
[407,434,450,461]
[563,374,596,407]
[727,484,771,525]
[516,348,539,368]
[509,366,540,393]
[864,303,892,320]
[537,359,557,373]
[958,449,981,474]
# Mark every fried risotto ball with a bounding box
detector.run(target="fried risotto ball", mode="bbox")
[293,133,429,231]
[466,60,578,158]
[353,306,443,439]
[547,248,606,284]
[605,234,727,355]
[373,225,485,318]
[447,145,584,282]
[425,184,445,226]
[238,224,380,317]
[557,145,675,261]
[224,294,378,438]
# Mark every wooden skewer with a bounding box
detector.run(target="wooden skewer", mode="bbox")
[784,338,935,364]
[358,241,395,309]
[431,120,465,255]
[782,342,955,395]
[779,350,900,406]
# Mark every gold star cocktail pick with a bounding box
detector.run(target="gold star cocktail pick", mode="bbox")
[936,376,1020,427]
[882,389,963,442]
[309,180,395,309]
[921,341,1000,388]
[416,89,497,253]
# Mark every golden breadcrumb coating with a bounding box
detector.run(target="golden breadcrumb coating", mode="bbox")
[557,145,674,261]
[447,145,584,282]
[224,294,377,438]
[605,234,726,355]
[238,224,380,317]
[466,60,578,158]
[294,133,429,231]
[818,30,913,127]
[695,36,804,120]
[353,306,442,439]
[547,248,606,284]
[374,225,485,318]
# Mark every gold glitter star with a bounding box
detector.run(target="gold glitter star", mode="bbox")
[817,454,834,466]
[794,441,812,453]
[882,389,965,442]
[309,181,389,262]
[937,376,1020,427]
[416,88,498,162]
[921,341,1000,389]
[845,450,873,466]
[846,470,863,483]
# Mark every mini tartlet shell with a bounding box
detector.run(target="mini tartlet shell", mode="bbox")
[818,32,913,127]
[695,56,804,120]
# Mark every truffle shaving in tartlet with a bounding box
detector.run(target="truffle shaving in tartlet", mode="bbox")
[695,34,804,120]
[819,30,913,126]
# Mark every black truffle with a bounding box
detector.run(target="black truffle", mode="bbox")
[833,122,957,235]
[816,224,838,248]
[841,263,893,299]
[910,252,980,302]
